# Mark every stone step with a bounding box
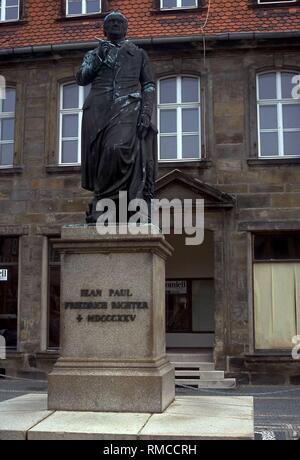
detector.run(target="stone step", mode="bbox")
[171,362,215,371]
[168,353,213,363]
[175,378,237,389]
[175,370,225,380]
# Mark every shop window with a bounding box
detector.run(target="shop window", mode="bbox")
[253,233,300,349]
[48,242,60,349]
[166,279,214,333]
[0,237,19,349]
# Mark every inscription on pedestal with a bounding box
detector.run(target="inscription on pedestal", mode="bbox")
[64,288,149,324]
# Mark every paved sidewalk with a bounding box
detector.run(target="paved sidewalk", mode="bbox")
[177,385,300,440]
[0,377,300,440]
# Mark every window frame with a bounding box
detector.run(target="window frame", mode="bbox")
[160,0,198,10]
[59,83,87,166]
[257,0,298,5]
[0,0,20,22]
[0,86,16,169]
[256,70,300,158]
[66,0,101,17]
[157,75,202,162]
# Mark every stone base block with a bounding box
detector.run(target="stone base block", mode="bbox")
[48,361,175,413]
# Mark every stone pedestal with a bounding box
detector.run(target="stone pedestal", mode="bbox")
[48,225,175,413]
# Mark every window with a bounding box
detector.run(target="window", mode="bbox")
[257,0,297,4]
[0,237,19,349]
[48,242,60,349]
[0,0,19,22]
[0,87,15,167]
[166,279,214,333]
[59,83,90,165]
[66,0,101,16]
[158,76,201,161]
[160,0,198,10]
[253,233,300,350]
[257,71,300,158]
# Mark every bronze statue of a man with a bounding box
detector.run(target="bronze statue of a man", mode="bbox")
[76,11,157,223]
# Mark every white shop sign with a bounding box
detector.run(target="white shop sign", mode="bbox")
[0,269,8,281]
[165,280,187,294]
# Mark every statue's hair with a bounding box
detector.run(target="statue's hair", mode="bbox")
[104,11,128,27]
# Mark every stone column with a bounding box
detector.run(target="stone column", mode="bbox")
[48,225,175,413]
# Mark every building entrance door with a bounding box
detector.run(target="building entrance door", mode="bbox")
[165,232,215,349]
[166,278,215,348]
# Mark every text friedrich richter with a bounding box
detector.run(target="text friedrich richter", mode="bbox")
[64,289,149,323]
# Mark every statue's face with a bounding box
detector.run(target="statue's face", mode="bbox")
[104,15,127,41]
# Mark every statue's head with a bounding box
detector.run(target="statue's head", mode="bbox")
[103,11,128,41]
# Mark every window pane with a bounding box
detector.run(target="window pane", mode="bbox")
[2,88,16,113]
[62,140,78,163]
[162,0,177,8]
[282,105,300,129]
[160,109,177,133]
[48,264,61,349]
[166,280,189,333]
[0,144,13,166]
[258,73,277,100]
[1,118,14,141]
[281,72,297,99]
[86,0,100,13]
[67,0,82,15]
[63,84,79,109]
[284,132,300,156]
[182,108,199,133]
[192,279,215,333]
[62,114,78,138]
[254,234,300,261]
[259,105,278,130]
[182,0,197,6]
[5,7,18,20]
[182,77,199,103]
[182,135,199,159]
[160,136,177,160]
[260,132,279,156]
[160,78,177,104]
[6,0,19,6]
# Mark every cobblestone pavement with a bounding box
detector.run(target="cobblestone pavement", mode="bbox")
[1,376,300,440]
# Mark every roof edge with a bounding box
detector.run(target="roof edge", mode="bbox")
[1,30,300,56]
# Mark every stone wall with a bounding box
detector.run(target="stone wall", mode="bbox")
[0,39,300,380]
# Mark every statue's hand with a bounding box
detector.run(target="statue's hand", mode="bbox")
[138,114,151,139]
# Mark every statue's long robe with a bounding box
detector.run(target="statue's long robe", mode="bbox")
[76,40,157,202]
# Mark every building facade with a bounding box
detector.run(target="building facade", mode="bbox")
[0,0,300,384]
